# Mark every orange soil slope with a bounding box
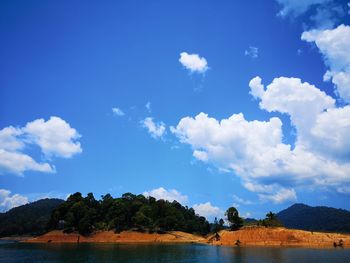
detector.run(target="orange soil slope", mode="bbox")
[25,230,206,244]
[209,227,350,248]
[26,227,350,248]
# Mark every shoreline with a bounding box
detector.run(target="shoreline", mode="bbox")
[23,227,350,248]
[0,236,33,242]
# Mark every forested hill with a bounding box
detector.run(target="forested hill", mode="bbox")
[47,192,211,236]
[277,203,350,233]
[0,198,64,237]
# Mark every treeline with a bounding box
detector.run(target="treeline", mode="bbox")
[242,212,283,228]
[47,192,210,235]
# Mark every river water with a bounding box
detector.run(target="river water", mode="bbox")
[1,240,349,263]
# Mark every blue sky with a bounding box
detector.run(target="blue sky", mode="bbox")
[1,0,350,220]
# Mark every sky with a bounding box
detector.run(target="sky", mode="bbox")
[1,0,350,220]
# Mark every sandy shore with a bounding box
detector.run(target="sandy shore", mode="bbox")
[25,230,206,244]
[25,227,350,248]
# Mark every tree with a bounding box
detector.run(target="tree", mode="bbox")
[219,218,225,228]
[262,211,283,227]
[225,207,243,230]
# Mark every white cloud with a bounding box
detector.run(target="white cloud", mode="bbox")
[145,101,151,113]
[172,77,350,201]
[193,150,208,162]
[0,189,28,211]
[0,126,24,151]
[141,117,166,139]
[275,0,346,29]
[193,202,223,218]
[249,76,265,99]
[302,24,350,103]
[112,107,125,116]
[143,187,188,204]
[244,46,259,59]
[0,116,81,175]
[0,150,55,175]
[24,117,82,158]
[179,52,208,74]
[232,194,253,205]
[259,188,297,204]
[254,77,335,146]
[276,0,330,17]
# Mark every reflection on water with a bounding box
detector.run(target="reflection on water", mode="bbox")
[0,241,349,263]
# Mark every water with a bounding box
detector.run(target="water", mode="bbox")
[1,240,350,263]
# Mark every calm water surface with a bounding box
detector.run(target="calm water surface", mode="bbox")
[1,240,350,263]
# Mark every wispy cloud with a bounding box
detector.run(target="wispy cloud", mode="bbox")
[143,187,188,204]
[112,107,125,116]
[244,46,258,59]
[232,194,254,205]
[145,101,151,113]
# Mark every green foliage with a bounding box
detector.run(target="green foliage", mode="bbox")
[0,199,64,237]
[261,211,283,227]
[47,192,211,236]
[225,207,243,230]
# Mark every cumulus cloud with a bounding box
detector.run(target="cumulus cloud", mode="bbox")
[0,189,28,211]
[141,117,166,139]
[244,46,259,59]
[0,116,81,175]
[193,202,223,218]
[112,107,125,116]
[0,127,24,151]
[302,24,350,103]
[143,187,188,204]
[172,76,350,202]
[179,52,208,74]
[249,76,265,99]
[24,117,82,158]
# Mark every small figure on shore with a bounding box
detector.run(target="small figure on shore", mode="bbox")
[235,239,241,246]
[215,232,220,241]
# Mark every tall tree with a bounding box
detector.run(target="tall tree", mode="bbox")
[225,207,243,230]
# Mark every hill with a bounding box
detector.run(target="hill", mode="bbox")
[0,198,64,237]
[277,203,350,233]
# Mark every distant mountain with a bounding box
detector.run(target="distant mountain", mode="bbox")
[277,203,350,233]
[0,198,64,237]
